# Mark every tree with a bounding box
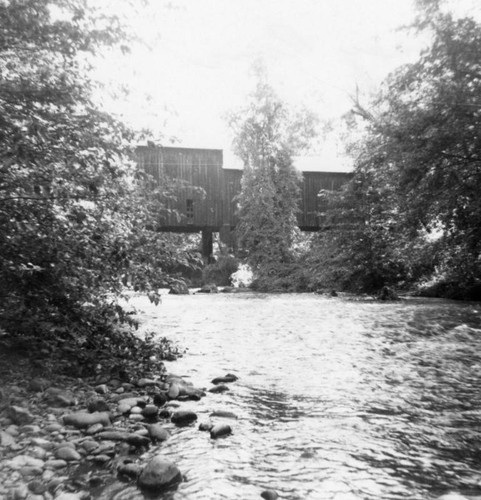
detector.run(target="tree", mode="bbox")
[227,71,317,273]
[0,0,196,350]
[317,1,481,295]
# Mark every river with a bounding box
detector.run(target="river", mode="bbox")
[106,293,481,500]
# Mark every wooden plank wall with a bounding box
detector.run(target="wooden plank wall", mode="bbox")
[136,146,350,230]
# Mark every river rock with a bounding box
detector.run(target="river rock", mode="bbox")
[8,455,45,470]
[211,374,238,384]
[118,463,141,479]
[86,423,104,435]
[94,384,109,394]
[97,431,128,441]
[261,490,279,500]
[126,434,150,447]
[171,410,197,425]
[167,383,180,400]
[63,411,110,429]
[210,424,232,439]
[142,404,159,418]
[55,493,84,500]
[8,406,34,425]
[198,420,214,431]
[29,378,50,392]
[12,485,29,500]
[87,398,110,413]
[210,411,238,419]
[148,424,170,442]
[137,378,161,388]
[28,480,46,495]
[44,388,76,407]
[138,455,182,491]
[44,459,67,469]
[153,393,167,406]
[55,446,81,461]
[0,430,16,446]
[208,384,229,393]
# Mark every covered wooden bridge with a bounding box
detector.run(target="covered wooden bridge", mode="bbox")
[136,146,351,257]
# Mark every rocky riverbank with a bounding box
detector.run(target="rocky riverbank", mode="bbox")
[0,361,251,500]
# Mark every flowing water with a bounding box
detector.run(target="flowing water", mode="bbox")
[103,293,481,500]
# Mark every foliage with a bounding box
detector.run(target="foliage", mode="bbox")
[0,0,196,343]
[227,70,317,272]
[202,254,239,286]
[314,3,481,294]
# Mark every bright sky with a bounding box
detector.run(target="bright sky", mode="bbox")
[94,0,481,170]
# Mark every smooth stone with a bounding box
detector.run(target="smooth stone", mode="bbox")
[63,412,110,429]
[12,485,29,500]
[118,463,141,479]
[97,431,128,441]
[261,490,279,500]
[137,378,160,387]
[129,414,145,422]
[130,406,142,414]
[198,421,214,432]
[19,424,41,435]
[30,437,53,450]
[44,459,68,469]
[54,493,83,500]
[94,384,109,394]
[208,384,230,393]
[28,480,47,495]
[86,423,104,435]
[210,411,238,419]
[171,410,197,425]
[8,455,45,470]
[118,403,132,414]
[125,434,150,447]
[153,393,167,407]
[81,440,99,453]
[117,397,142,408]
[211,374,238,385]
[138,455,182,491]
[210,424,232,439]
[44,388,76,407]
[30,446,47,459]
[0,430,16,446]
[55,446,81,461]
[45,423,63,433]
[148,424,170,442]
[8,406,34,425]
[167,383,180,400]
[20,466,43,476]
[6,424,19,436]
[142,405,159,418]
[87,398,110,413]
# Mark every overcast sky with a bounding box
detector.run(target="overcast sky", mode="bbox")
[94,0,481,169]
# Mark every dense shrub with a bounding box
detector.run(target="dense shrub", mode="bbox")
[202,255,239,286]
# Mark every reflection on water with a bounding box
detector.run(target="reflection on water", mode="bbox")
[108,294,481,500]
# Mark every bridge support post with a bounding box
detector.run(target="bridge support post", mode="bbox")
[219,224,236,252]
[201,229,213,263]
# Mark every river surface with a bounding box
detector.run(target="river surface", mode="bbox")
[107,293,481,500]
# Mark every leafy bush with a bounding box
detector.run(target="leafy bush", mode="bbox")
[202,255,239,286]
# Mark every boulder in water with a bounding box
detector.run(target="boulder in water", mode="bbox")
[138,455,182,491]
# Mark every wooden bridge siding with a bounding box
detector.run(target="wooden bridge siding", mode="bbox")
[136,147,351,230]
[137,146,225,228]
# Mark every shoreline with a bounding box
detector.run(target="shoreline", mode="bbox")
[0,340,246,500]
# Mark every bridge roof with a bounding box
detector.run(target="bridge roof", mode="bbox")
[223,150,353,173]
